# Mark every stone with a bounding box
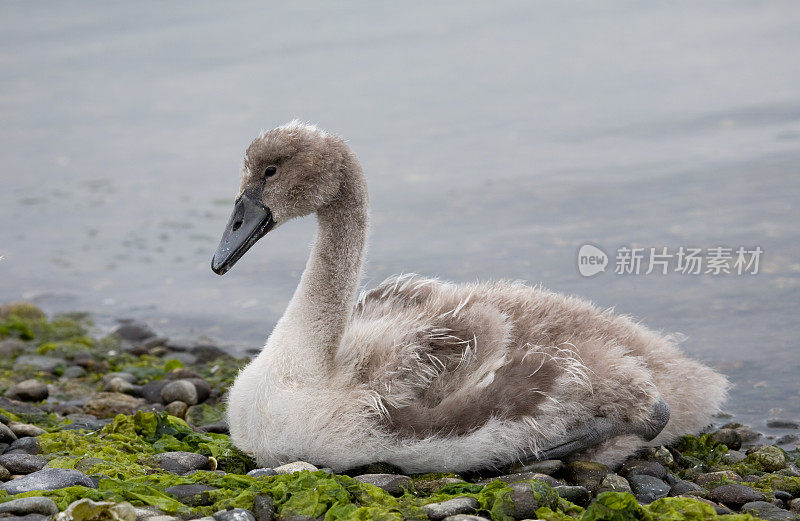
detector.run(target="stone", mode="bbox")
[741,501,797,521]
[164,484,218,507]
[353,473,412,495]
[441,517,490,521]
[160,380,198,406]
[252,495,275,521]
[562,461,610,492]
[0,453,47,474]
[101,372,138,385]
[199,422,229,434]
[0,497,59,516]
[422,497,479,520]
[56,498,136,521]
[0,302,45,319]
[5,380,49,402]
[141,380,169,404]
[112,320,156,342]
[0,464,10,480]
[134,506,164,521]
[8,423,46,437]
[0,339,26,358]
[164,368,203,381]
[620,459,667,480]
[695,470,742,486]
[165,401,188,419]
[166,352,198,366]
[735,426,763,447]
[190,344,227,363]
[509,480,558,519]
[274,461,319,475]
[83,392,146,418]
[722,450,747,464]
[628,475,670,504]
[64,414,110,431]
[767,420,800,429]
[669,479,706,497]
[747,445,787,472]
[710,428,742,450]
[1,468,96,494]
[774,491,793,502]
[103,377,140,395]
[247,468,277,478]
[790,498,800,513]
[710,484,766,509]
[61,366,87,379]
[504,459,563,476]
[0,423,18,443]
[154,452,211,474]
[597,473,632,494]
[554,485,591,507]
[212,508,256,521]
[13,355,64,373]
[187,378,211,403]
[480,471,562,487]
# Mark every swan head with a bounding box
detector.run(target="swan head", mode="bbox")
[211,120,350,275]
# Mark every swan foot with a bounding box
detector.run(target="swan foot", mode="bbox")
[532,398,670,461]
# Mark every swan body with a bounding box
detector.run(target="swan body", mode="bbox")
[214,121,728,473]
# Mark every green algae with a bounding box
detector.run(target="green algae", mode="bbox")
[580,492,762,521]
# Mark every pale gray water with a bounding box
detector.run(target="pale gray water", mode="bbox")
[1,2,799,428]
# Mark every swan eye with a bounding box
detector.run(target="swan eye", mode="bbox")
[265,166,277,177]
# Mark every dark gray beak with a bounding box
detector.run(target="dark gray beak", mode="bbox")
[211,194,276,275]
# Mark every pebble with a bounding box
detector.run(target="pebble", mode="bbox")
[710,484,766,509]
[160,380,198,406]
[562,461,610,492]
[480,471,561,487]
[620,459,667,480]
[12,355,64,373]
[627,475,670,504]
[8,423,46,438]
[741,501,796,521]
[60,366,87,379]
[669,479,705,497]
[247,468,278,478]
[164,484,218,507]
[253,495,275,521]
[154,452,212,474]
[710,428,743,450]
[141,380,169,404]
[103,377,140,395]
[5,380,49,402]
[735,426,763,447]
[440,517,489,521]
[166,352,198,366]
[774,491,793,502]
[790,498,800,513]
[134,506,164,521]
[274,461,319,475]
[165,401,188,419]
[189,344,227,363]
[102,372,138,385]
[187,378,211,403]
[1,468,96,494]
[83,392,147,418]
[0,339,26,357]
[0,453,47,474]
[767,419,800,429]
[504,459,563,476]
[112,320,156,342]
[694,470,743,486]
[353,473,412,495]
[212,508,256,521]
[598,473,632,494]
[63,414,110,431]
[509,481,558,519]
[199,422,229,435]
[747,445,787,472]
[722,450,747,464]
[0,497,59,516]
[0,423,18,443]
[554,485,591,507]
[0,464,10,480]
[422,497,479,520]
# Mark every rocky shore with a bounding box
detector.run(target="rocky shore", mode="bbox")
[0,302,798,521]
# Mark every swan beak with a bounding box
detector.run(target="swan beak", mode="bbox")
[211,194,276,275]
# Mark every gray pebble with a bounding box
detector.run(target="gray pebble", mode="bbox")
[0,339,25,358]
[598,473,632,494]
[767,419,800,429]
[669,479,705,497]
[247,468,277,478]
[253,495,275,521]
[273,461,318,474]
[422,497,478,520]
[1,468,96,494]
[160,380,198,406]
[741,501,796,521]
[0,514,50,521]
[479,471,562,487]
[189,344,227,363]
[510,481,558,519]
[5,380,49,402]
[212,508,256,521]
[554,485,591,507]
[0,464,10,480]
[12,356,64,373]
[112,320,156,342]
[710,484,766,509]
[102,372,138,385]
[627,475,670,504]
[164,484,218,507]
[353,473,412,495]
[562,461,610,492]
[8,423,46,438]
[141,380,169,404]
[165,401,188,419]
[722,450,747,464]
[710,428,743,451]
[0,453,47,474]
[440,516,490,521]
[504,459,563,476]
[0,423,18,444]
[620,459,667,480]
[694,470,742,486]
[0,497,58,516]
[154,452,211,474]
[60,366,87,379]
[103,377,140,395]
[774,491,793,502]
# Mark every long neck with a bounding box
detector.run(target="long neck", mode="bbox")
[265,158,368,377]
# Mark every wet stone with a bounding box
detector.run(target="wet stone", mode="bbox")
[212,508,256,521]
[353,473,411,495]
[0,339,25,358]
[741,501,797,521]
[710,484,766,509]
[154,452,212,474]
[767,419,800,429]
[669,479,705,497]
[480,471,561,487]
[274,461,318,475]
[164,484,218,507]
[8,423,46,438]
[554,485,591,507]
[165,401,188,419]
[103,377,140,395]
[1,468,96,494]
[13,355,64,373]
[61,365,87,379]
[722,450,747,464]
[562,461,610,492]
[627,475,670,504]
[440,516,490,521]
[0,464,10,480]
[598,473,632,494]
[0,423,18,444]
[252,495,274,521]
[160,380,198,406]
[247,468,277,478]
[509,481,558,519]
[0,453,47,474]
[5,380,48,402]
[695,470,743,486]
[142,380,169,404]
[747,445,787,472]
[710,428,743,451]
[422,497,479,520]
[504,459,563,476]
[735,426,763,447]
[620,459,667,480]
[112,320,156,342]
[83,392,147,418]
[774,491,793,502]
[63,414,110,431]
[0,497,58,516]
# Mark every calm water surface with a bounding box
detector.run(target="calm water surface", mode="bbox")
[1,2,799,429]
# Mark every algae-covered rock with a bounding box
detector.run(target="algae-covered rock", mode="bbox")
[0,302,46,320]
[757,474,800,496]
[562,461,610,492]
[353,473,411,495]
[582,491,651,521]
[747,446,788,472]
[509,480,559,519]
[741,500,797,521]
[54,498,136,521]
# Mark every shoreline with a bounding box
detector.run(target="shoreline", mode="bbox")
[0,301,798,521]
